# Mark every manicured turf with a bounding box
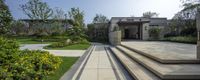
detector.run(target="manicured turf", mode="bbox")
[47,57,78,80]
[16,38,57,44]
[45,44,90,50]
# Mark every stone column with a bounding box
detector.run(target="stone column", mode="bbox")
[109,31,121,46]
[197,8,200,59]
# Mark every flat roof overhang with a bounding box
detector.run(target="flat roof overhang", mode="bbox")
[117,21,150,25]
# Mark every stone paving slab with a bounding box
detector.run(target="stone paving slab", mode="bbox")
[79,45,117,80]
[122,41,197,60]
[117,46,200,79]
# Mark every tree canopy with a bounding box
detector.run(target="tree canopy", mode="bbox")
[68,7,84,27]
[142,11,159,18]
[93,14,109,23]
[181,0,200,11]
[21,0,53,20]
[53,7,67,19]
[0,0,12,34]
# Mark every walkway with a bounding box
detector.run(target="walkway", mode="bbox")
[20,44,85,57]
[79,45,117,80]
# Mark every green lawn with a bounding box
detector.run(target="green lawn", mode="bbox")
[45,44,90,50]
[47,57,78,80]
[16,38,57,44]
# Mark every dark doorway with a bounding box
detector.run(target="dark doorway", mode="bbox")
[125,29,129,39]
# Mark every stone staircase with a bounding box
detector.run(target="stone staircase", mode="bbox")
[109,45,200,80]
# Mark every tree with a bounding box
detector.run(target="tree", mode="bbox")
[0,0,12,35]
[53,7,67,19]
[93,14,109,23]
[181,0,200,11]
[67,8,86,43]
[68,7,84,27]
[143,11,159,18]
[21,0,53,20]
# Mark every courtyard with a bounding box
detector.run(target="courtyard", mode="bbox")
[1,0,200,80]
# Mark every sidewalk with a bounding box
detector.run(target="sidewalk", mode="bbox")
[79,45,117,80]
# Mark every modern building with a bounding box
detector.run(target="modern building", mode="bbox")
[108,17,167,45]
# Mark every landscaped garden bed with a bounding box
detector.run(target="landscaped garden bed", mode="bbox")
[0,37,78,80]
[44,44,90,50]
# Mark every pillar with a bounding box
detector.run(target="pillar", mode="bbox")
[197,8,200,59]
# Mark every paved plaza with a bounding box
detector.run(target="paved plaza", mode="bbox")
[122,41,197,60]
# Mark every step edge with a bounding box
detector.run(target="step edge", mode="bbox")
[109,47,161,80]
[121,44,200,64]
[117,46,200,79]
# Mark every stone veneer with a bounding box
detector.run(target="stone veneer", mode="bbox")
[109,31,121,46]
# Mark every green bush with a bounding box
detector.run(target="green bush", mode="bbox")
[45,38,90,48]
[162,36,197,44]
[0,37,62,80]
[149,28,161,40]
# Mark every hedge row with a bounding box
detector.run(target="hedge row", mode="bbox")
[162,36,197,44]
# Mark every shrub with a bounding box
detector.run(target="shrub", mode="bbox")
[45,38,90,49]
[0,37,62,80]
[0,37,19,53]
[180,28,197,37]
[148,28,161,40]
[164,31,178,37]
[162,36,197,44]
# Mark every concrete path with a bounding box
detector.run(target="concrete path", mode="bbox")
[46,50,85,57]
[20,44,85,57]
[20,44,48,50]
[79,45,117,80]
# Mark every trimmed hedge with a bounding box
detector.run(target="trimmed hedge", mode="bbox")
[0,37,62,80]
[162,36,197,44]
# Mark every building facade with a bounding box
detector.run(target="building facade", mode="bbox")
[109,17,167,45]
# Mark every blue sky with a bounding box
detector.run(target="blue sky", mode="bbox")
[5,0,183,23]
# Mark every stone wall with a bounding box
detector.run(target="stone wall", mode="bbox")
[109,31,121,46]
[142,23,149,40]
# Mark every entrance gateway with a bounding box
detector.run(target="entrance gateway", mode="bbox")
[108,17,167,45]
[118,20,146,40]
[109,17,150,41]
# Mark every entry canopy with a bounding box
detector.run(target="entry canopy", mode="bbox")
[117,20,150,25]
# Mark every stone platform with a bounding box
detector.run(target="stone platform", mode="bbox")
[121,41,199,63]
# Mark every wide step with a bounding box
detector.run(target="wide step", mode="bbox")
[109,47,160,80]
[117,46,200,80]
